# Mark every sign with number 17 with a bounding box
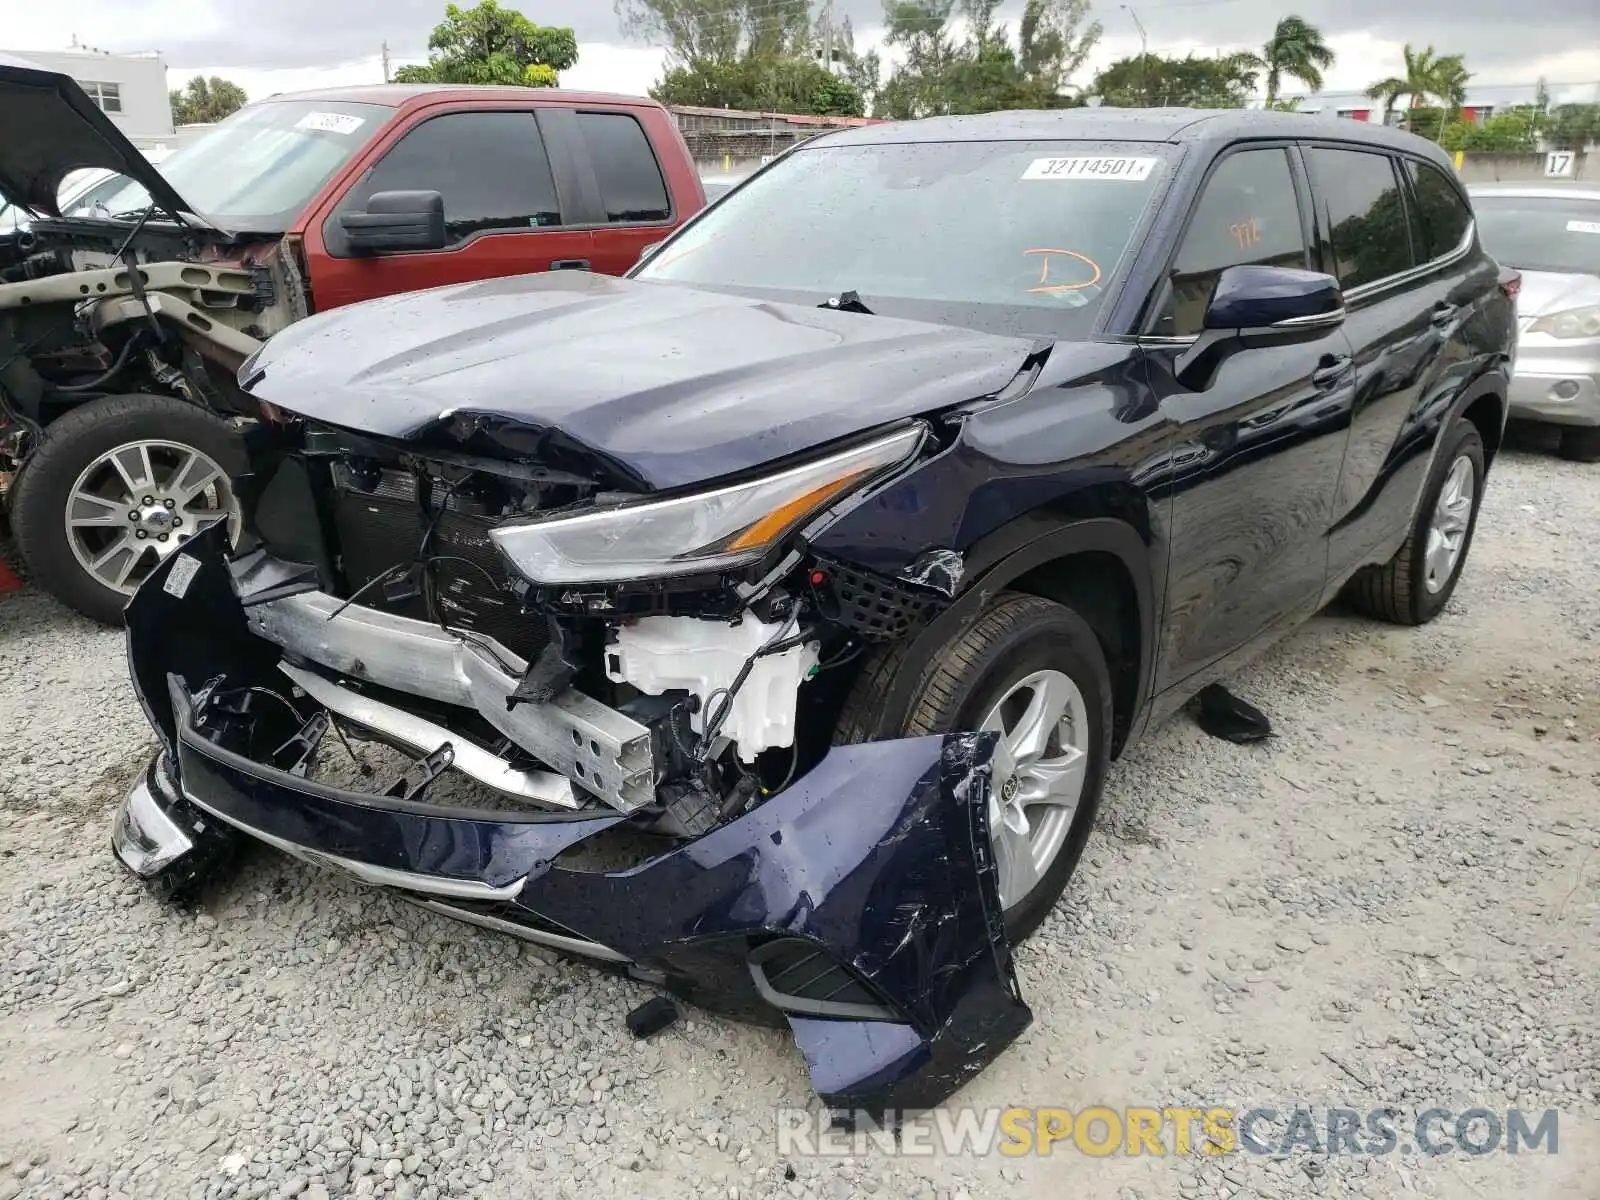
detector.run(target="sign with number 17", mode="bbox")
[1545,151,1575,178]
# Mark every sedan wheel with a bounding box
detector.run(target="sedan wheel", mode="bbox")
[981,668,1092,911]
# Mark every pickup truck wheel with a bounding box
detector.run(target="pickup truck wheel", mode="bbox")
[1344,418,1485,626]
[835,592,1113,943]
[11,394,245,626]
[1558,426,1600,463]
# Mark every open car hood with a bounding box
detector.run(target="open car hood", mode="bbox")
[0,57,194,218]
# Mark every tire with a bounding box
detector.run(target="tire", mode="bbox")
[836,592,1113,943]
[11,394,246,626]
[1558,426,1600,463]
[1343,418,1485,626]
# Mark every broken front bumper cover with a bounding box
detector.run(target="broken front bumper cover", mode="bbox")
[114,531,1032,1112]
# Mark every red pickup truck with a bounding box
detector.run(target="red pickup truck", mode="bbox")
[0,65,706,622]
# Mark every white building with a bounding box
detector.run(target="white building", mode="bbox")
[3,44,175,155]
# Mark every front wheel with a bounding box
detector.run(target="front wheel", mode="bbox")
[836,592,1113,942]
[11,394,245,625]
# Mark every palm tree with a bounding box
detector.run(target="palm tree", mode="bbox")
[1430,54,1472,138]
[1366,42,1443,126]
[1257,16,1334,105]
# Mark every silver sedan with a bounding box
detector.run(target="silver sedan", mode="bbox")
[1469,182,1600,461]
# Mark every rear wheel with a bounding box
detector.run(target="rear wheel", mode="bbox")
[11,394,244,625]
[1558,426,1600,463]
[836,592,1113,942]
[1344,417,1485,625]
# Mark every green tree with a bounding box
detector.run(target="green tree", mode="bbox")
[1364,43,1467,130]
[1090,52,1260,109]
[617,0,810,63]
[1438,109,1541,153]
[1246,15,1334,106]
[875,0,1100,118]
[168,75,248,125]
[651,55,864,116]
[1545,103,1600,151]
[394,1,578,87]
[622,0,862,116]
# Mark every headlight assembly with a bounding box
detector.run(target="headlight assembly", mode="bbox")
[1528,304,1600,340]
[489,425,925,585]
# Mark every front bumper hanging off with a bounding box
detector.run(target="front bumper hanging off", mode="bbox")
[114,531,1032,1112]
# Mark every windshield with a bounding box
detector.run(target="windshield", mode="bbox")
[635,139,1173,338]
[69,100,393,232]
[1472,193,1600,276]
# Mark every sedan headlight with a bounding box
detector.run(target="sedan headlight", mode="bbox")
[1528,304,1600,339]
[490,425,925,584]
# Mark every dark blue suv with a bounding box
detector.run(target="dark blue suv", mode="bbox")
[114,107,1516,1114]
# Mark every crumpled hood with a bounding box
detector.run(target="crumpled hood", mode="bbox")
[241,271,1039,490]
[0,58,193,218]
[1517,269,1600,320]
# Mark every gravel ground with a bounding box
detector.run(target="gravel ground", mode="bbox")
[1,435,1597,1200]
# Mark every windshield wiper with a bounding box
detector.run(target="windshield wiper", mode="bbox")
[820,290,875,315]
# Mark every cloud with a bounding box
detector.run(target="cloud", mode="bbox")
[5,0,1598,98]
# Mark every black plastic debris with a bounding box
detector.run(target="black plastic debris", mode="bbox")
[1195,683,1273,743]
[626,996,679,1039]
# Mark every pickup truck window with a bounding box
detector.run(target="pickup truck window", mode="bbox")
[1163,147,1307,337]
[1308,147,1414,289]
[75,100,392,233]
[332,111,562,252]
[635,139,1172,339]
[578,112,671,223]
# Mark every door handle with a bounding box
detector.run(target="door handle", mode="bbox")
[1431,302,1460,328]
[1311,354,1352,390]
[550,259,590,271]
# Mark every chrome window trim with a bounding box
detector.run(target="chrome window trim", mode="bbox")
[1342,217,1476,303]
[1274,305,1348,329]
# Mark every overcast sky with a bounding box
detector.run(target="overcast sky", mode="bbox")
[8,0,1600,105]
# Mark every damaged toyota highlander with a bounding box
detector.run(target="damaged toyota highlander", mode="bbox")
[114,109,1516,1111]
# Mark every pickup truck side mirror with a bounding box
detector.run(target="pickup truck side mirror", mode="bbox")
[340,190,447,255]
[1176,265,1345,390]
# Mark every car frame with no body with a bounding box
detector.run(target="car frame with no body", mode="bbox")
[115,107,1515,1112]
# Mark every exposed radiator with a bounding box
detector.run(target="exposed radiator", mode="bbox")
[327,466,549,664]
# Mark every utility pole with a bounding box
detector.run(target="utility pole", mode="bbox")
[381,41,391,83]
[1121,6,1148,106]
[821,0,834,75]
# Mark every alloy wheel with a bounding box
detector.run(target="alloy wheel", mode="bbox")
[1424,454,1475,594]
[64,439,239,596]
[980,668,1092,911]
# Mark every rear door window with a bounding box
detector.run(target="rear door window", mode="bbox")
[329,111,562,254]
[1161,147,1309,337]
[578,112,671,223]
[1308,147,1414,288]
[1404,160,1473,260]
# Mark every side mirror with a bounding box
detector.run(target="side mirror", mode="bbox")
[1204,264,1345,332]
[1176,265,1344,390]
[340,190,446,255]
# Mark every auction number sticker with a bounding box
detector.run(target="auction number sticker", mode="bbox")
[163,554,200,599]
[1567,219,1600,235]
[1022,156,1157,181]
[296,111,367,136]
